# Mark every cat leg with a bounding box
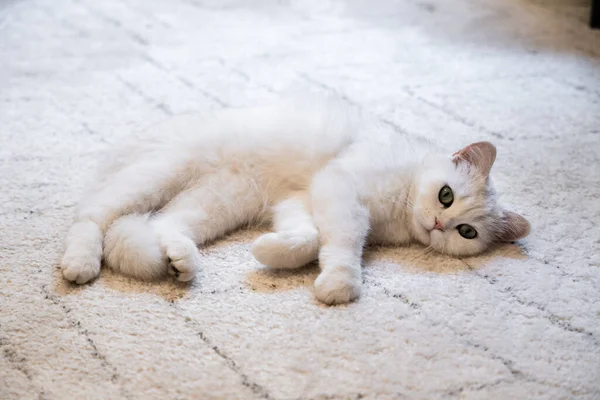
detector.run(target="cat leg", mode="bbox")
[62,160,180,284]
[252,192,319,269]
[310,166,369,305]
[106,171,265,282]
[61,220,104,284]
[157,172,265,281]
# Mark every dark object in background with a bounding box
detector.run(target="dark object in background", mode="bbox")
[592,0,599,28]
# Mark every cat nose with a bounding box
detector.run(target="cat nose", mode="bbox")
[434,217,444,231]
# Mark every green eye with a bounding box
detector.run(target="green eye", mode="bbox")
[457,224,477,239]
[438,185,454,207]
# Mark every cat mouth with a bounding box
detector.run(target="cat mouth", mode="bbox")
[419,222,438,240]
[428,217,444,232]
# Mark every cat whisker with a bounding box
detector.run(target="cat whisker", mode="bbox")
[420,245,435,257]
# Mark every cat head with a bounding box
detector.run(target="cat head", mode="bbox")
[411,141,530,256]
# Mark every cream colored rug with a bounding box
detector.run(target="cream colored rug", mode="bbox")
[1,0,599,399]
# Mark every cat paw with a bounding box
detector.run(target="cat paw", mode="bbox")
[313,266,361,305]
[61,252,101,284]
[61,220,102,284]
[252,230,318,269]
[103,215,166,281]
[164,238,201,282]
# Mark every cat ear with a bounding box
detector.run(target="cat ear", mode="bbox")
[452,141,497,177]
[497,211,531,242]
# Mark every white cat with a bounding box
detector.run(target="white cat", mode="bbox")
[61,96,530,305]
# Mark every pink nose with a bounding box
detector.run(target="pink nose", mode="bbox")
[434,218,444,231]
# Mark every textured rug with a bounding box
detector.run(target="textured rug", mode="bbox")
[1,0,599,399]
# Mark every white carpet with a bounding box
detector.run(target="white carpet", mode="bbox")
[1,0,600,399]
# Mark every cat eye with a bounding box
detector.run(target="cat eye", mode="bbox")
[457,224,477,239]
[438,185,454,207]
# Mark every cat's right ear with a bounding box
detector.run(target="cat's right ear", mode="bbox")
[497,210,531,242]
[452,142,497,177]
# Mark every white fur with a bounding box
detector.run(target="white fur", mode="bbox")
[61,95,529,304]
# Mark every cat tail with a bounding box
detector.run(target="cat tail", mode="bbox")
[103,214,167,280]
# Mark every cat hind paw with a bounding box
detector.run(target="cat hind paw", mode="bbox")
[61,253,101,284]
[164,238,201,282]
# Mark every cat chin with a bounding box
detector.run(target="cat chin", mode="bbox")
[410,218,432,247]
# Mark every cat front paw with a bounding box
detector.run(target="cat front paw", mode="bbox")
[164,237,201,282]
[252,230,319,269]
[313,266,361,305]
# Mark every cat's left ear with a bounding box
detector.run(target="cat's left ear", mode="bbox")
[497,210,531,242]
[452,141,497,177]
